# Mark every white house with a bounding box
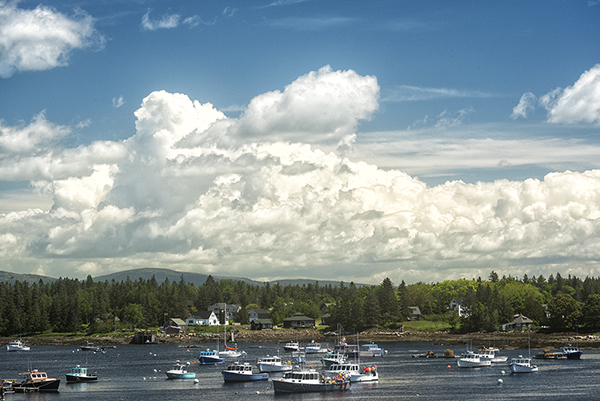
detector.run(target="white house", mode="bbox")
[186,311,219,326]
[208,303,241,324]
[448,298,466,317]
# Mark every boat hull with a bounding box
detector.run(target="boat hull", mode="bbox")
[222,372,268,382]
[509,363,538,373]
[199,356,225,365]
[351,372,378,382]
[257,363,292,373]
[66,374,98,383]
[12,379,61,392]
[272,379,349,393]
[456,359,491,368]
[166,372,196,379]
[564,351,582,359]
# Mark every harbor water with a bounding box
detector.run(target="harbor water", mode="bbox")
[1,341,599,400]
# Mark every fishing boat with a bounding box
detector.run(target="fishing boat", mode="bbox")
[456,351,491,368]
[305,340,327,354]
[321,350,346,367]
[509,355,538,373]
[533,349,567,359]
[324,362,378,382]
[256,355,292,373]
[79,342,104,352]
[65,365,98,383]
[272,367,350,393]
[478,347,508,363]
[283,342,301,352]
[560,344,582,359]
[221,362,268,382]
[360,342,387,357]
[165,362,196,379]
[6,339,30,352]
[11,369,61,392]
[199,349,225,365]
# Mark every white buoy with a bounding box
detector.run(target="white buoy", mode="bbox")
[498,379,503,384]
[194,379,199,384]
[501,370,506,375]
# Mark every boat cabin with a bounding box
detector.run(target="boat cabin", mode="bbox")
[282,371,321,382]
[226,363,253,373]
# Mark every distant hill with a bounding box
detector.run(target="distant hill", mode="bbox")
[0,270,56,284]
[0,267,365,288]
[93,268,264,287]
[93,268,361,288]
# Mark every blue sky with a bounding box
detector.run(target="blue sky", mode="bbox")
[1,0,600,284]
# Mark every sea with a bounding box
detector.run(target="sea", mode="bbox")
[1,341,599,400]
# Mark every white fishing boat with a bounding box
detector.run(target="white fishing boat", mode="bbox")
[360,342,387,357]
[6,339,30,352]
[321,350,346,367]
[456,351,491,368]
[478,347,508,363]
[256,355,292,373]
[165,362,196,379]
[509,355,538,373]
[324,362,378,382]
[283,342,301,352]
[272,367,350,393]
[305,340,327,354]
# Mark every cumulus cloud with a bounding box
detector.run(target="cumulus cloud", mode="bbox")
[545,64,600,125]
[0,1,103,78]
[513,64,600,125]
[0,112,69,155]
[2,66,600,284]
[511,92,537,119]
[225,66,379,144]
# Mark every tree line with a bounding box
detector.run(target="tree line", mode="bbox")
[2,271,600,337]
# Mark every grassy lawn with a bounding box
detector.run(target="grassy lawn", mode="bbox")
[402,319,452,333]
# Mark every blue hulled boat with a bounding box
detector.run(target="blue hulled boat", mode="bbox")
[199,349,225,365]
[222,362,268,382]
[560,344,582,359]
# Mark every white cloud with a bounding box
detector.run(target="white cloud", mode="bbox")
[226,66,379,144]
[0,111,70,155]
[141,10,180,31]
[545,64,600,125]
[0,2,103,78]
[513,64,600,125]
[511,92,537,119]
[2,67,600,284]
[112,96,124,108]
[383,85,493,102]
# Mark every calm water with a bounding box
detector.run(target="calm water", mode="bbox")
[1,341,599,400]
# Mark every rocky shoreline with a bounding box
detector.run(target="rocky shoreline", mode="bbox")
[4,329,598,350]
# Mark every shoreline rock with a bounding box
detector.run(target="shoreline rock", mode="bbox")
[3,329,597,349]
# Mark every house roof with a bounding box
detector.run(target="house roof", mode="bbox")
[408,306,421,314]
[284,313,314,321]
[508,314,533,325]
[193,311,214,319]
[170,318,187,326]
[252,319,273,324]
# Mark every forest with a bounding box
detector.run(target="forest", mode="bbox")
[2,271,600,337]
